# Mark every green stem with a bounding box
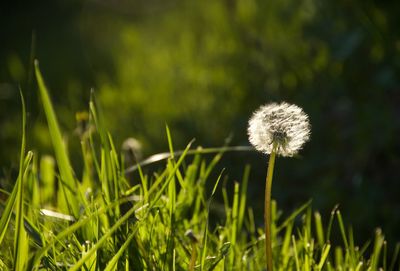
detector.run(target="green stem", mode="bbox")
[265,150,276,271]
[189,242,197,271]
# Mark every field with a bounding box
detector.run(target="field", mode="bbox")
[0,63,399,270]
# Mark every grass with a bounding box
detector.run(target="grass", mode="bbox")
[0,63,399,270]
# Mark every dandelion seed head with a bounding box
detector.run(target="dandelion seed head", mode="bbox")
[248,102,311,157]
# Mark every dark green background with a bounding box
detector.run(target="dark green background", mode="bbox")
[1,0,399,244]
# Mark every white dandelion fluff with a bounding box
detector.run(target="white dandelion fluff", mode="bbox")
[248,102,311,157]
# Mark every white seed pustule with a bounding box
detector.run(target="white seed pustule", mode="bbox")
[248,102,311,157]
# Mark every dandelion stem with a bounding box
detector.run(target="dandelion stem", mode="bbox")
[265,149,276,271]
[189,242,197,271]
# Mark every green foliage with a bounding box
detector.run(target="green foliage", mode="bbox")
[0,66,399,270]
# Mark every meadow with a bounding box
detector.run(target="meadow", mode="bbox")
[0,63,399,270]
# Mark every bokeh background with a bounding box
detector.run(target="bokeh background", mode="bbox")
[1,0,400,243]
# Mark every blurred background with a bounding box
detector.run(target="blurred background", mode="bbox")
[1,0,400,243]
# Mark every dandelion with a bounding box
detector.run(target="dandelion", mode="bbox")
[248,102,310,271]
[248,102,310,157]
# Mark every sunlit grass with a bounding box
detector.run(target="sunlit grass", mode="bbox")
[0,63,399,270]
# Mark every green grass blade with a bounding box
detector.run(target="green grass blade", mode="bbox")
[238,165,250,232]
[89,95,113,184]
[326,205,338,242]
[334,246,343,268]
[383,240,388,271]
[165,125,186,190]
[206,242,230,271]
[68,204,141,271]
[166,125,175,158]
[211,169,224,198]
[317,244,331,270]
[276,199,312,233]
[292,235,300,271]
[23,217,44,247]
[104,229,136,271]
[335,211,349,250]
[148,140,194,209]
[0,172,18,245]
[230,182,240,252]
[280,219,294,269]
[31,198,131,269]
[389,242,400,271]
[314,211,325,246]
[200,170,224,271]
[34,61,79,217]
[370,228,384,270]
[14,92,31,271]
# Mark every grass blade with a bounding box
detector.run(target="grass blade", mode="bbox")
[34,60,79,217]
[389,242,400,271]
[103,229,136,271]
[200,170,224,271]
[14,92,31,271]
[68,204,141,271]
[326,205,339,242]
[314,211,325,247]
[276,199,312,233]
[238,165,250,232]
[317,244,331,270]
[0,172,18,245]
[31,198,131,269]
[292,235,300,271]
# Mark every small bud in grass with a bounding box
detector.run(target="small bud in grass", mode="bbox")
[122,137,143,164]
[248,102,311,157]
[185,229,198,243]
